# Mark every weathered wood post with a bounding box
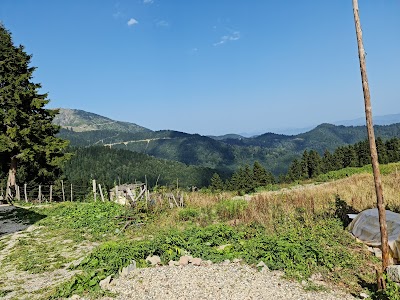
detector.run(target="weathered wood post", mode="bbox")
[98,184,105,202]
[38,185,42,203]
[115,185,119,202]
[24,183,27,203]
[70,184,73,202]
[352,0,389,288]
[16,185,20,201]
[92,179,97,202]
[50,185,53,202]
[61,180,65,202]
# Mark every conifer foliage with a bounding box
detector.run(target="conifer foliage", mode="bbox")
[0,24,69,195]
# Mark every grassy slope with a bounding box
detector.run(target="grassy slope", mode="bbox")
[3,163,400,298]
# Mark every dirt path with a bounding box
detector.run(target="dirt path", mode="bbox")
[0,205,95,299]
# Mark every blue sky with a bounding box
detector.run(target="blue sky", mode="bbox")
[1,1,399,135]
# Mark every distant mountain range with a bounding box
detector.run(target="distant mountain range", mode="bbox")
[54,108,400,175]
[236,113,400,137]
[334,113,400,127]
[53,108,151,133]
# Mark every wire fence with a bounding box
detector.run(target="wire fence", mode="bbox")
[0,179,184,209]
[0,180,109,203]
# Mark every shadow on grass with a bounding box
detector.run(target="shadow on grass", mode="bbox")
[0,205,46,237]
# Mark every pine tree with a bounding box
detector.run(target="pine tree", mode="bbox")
[376,137,389,164]
[252,161,274,187]
[307,150,322,178]
[300,150,309,179]
[321,149,334,173]
[0,24,69,195]
[287,158,302,181]
[210,173,224,191]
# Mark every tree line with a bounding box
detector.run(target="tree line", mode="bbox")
[210,137,400,193]
[283,137,400,182]
[210,161,275,194]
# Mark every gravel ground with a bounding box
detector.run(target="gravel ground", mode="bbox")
[0,205,30,236]
[102,264,356,300]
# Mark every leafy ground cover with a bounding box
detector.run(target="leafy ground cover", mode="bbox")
[3,166,400,299]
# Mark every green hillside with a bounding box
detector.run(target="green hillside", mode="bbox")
[55,109,400,176]
[63,146,215,189]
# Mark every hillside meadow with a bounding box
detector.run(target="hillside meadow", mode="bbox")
[1,163,400,299]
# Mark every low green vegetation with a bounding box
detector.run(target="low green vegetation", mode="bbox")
[51,212,377,298]
[6,165,400,298]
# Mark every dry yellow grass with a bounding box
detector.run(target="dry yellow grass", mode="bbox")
[182,171,400,229]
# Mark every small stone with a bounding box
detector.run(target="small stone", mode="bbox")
[373,248,382,259]
[99,275,112,290]
[256,261,267,268]
[179,256,190,266]
[70,295,81,300]
[146,255,161,266]
[232,258,242,263]
[221,259,231,265]
[126,260,136,272]
[387,265,400,283]
[191,258,202,266]
[359,292,369,299]
[168,260,178,266]
[188,255,194,263]
[201,260,213,266]
[120,266,129,277]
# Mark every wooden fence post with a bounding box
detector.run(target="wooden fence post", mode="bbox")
[92,179,97,202]
[353,0,389,284]
[70,184,73,202]
[98,184,105,202]
[61,180,65,202]
[38,185,42,203]
[16,185,20,201]
[24,183,27,203]
[50,185,53,202]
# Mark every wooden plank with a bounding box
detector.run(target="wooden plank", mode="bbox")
[98,184,105,202]
[93,179,97,202]
[24,183,27,203]
[134,188,146,202]
[16,185,20,201]
[38,185,42,203]
[126,188,135,203]
[171,194,179,208]
[61,180,65,202]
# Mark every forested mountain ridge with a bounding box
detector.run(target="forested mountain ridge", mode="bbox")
[55,108,400,175]
[64,146,215,189]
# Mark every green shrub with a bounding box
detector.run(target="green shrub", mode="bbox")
[178,207,200,221]
[216,199,248,220]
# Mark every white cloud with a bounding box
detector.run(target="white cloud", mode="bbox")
[127,18,139,26]
[156,20,169,27]
[143,0,154,4]
[113,11,123,19]
[214,31,241,46]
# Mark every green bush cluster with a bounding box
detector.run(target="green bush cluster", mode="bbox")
[35,201,129,241]
[54,215,371,297]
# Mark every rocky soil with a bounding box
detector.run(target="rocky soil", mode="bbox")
[98,262,356,300]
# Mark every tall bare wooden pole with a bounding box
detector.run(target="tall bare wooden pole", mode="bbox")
[352,0,389,276]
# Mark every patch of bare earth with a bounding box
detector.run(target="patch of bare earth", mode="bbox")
[0,206,96,299]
